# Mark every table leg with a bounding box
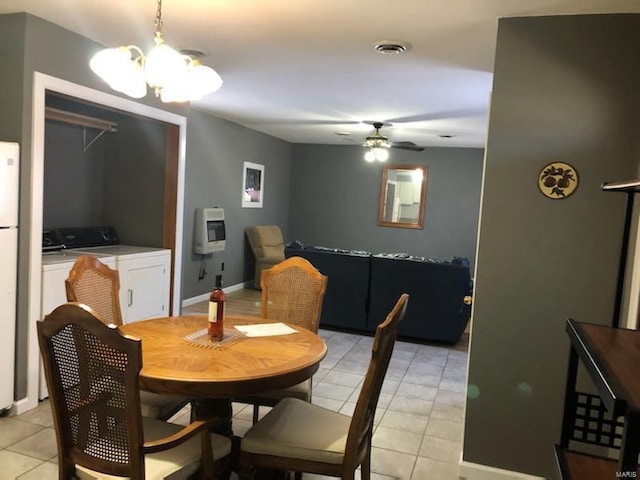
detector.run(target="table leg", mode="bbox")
[191,398,236,480]
[191,398,234,437]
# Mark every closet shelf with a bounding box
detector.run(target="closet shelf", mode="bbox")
[45,107,118,151]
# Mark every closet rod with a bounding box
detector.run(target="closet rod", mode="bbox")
[45,107,118,132]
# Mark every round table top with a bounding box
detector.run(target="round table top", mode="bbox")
[119,315,327,398]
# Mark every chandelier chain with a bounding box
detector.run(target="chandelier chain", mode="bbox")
[154,0,164,40]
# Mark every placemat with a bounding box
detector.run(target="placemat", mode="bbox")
[183,327,246,350]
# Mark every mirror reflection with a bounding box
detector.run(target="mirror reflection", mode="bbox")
[378,165,427,229]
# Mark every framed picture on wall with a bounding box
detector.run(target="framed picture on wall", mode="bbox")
[242,161,264,208]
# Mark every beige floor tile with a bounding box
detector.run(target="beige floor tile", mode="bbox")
[0,450,44,479]
[0,418,45,449]
[321,370,365,387]
[430,403,464,423]
[395,382,438,401]
[387,395,434,416]
[438,378,467,393]
[7,428,58,461]
[379,410,429,435]
[425,417,464,443]
[373,426,423,455]
[16,460,58,479]
[231,418,253,438]
[406,362,445,377]
[419,436,462,464]
[411,457,460,480]
[313,381,357,401]
[370,446,416,480]
[402,371,442,387]
[339,402,384,425]
[11,402,53,427]
[311,395,345,412]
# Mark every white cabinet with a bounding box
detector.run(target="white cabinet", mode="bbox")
[75,245,171,324]
[117,251,170,323]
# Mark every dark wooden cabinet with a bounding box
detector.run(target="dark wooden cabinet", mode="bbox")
[555,319,640,479]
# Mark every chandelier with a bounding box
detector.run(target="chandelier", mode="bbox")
[90,0,223,103]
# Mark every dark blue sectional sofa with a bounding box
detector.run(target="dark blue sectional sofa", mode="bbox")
[285,245,473,344]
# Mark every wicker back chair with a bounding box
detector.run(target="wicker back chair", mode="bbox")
[260,256,327,332]
[37,302,231,480]
[239,294,409,480]
[65,255,189,421]
[236,256,328,424]
[65,255,123,326]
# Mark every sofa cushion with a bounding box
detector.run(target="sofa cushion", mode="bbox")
[285,247,370,331]
[368,255,471,343]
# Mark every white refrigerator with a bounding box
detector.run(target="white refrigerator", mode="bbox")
[0,142,18,412]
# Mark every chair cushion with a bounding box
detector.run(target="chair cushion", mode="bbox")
[241,397,351,465]
[76,417,231,480]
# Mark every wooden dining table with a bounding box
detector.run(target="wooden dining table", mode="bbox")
[119,314,327,439]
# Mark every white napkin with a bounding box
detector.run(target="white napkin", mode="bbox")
[235,323,298,337]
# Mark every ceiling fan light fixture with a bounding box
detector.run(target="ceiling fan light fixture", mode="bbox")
[90,0,222,103]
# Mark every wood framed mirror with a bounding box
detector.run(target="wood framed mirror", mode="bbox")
[378,164,427,229]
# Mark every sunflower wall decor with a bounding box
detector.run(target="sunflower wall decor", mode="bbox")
[538,162,578,199]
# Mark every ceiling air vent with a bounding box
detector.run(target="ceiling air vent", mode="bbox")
[374,41,410,54]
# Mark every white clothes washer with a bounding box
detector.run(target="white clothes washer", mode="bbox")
[40,250,116,400]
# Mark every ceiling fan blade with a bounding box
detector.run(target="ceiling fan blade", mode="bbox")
[390,141,424,152]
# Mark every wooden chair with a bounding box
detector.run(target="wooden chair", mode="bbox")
[37,302,231,480]
[65,255,189,421]
[65,254,123,326]
[238,293,409,480]
[235,256,328,423]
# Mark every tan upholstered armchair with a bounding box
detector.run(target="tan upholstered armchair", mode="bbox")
[246,225,285,289]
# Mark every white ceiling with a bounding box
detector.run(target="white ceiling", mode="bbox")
[3,0,640,148]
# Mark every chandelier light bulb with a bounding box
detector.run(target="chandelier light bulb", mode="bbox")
[374,147,389,161]
[364,149,376,162]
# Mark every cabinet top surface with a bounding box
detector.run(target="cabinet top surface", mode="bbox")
[567,319,640,410]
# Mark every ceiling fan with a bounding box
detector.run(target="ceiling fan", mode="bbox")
[362,122,424,162]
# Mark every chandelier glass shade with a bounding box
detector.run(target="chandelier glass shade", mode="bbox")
[90,0,222,103]
[363,136,391,162]
[364,147,389,162]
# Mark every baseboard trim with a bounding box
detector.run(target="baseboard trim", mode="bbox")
[13,396,38,416]
[459,461,546,480]
[182,282,251,308]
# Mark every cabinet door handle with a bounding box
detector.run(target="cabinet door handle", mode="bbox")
[128,289,133,307]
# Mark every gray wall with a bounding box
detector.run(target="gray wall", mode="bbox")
[182,108,292,298]
[465,14,640,478]
[43,120,107,227]
[103,115,168,247]
[289,144,483,266]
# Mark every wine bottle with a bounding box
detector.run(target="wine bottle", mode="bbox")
[208,274,225,341]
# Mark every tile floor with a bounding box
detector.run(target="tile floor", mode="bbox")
[0,295,469,480]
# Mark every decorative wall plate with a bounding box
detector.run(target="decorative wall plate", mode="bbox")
[538,162,578,199]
